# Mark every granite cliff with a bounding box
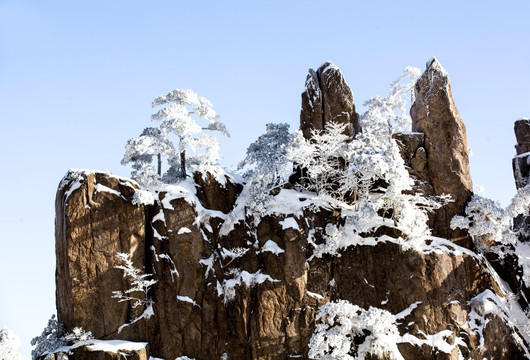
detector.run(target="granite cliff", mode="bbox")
[47,60,530,360]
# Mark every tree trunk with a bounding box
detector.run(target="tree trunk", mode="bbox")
[180,150,186,178]
[157,154,162,176]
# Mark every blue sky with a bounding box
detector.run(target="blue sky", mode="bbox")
[0,0,528,357]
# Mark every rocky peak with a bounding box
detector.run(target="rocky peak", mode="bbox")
[410,57,473,243]
[300,61,361,139]
[48,62,530,360]
[513,118,530,189]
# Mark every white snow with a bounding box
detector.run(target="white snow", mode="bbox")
[118,303,154,333]
[307,291,324,300]
[279,217,299,231]
[152,209,165,223]
[133,189,156,206]
[221,270,279,302]
[260,240,285,255]
[394,301,422,320]
[87,339,148,353]
[177,295,199,307]
[94,183,124,199]
[199,255,215,279]
[177,227,192,234]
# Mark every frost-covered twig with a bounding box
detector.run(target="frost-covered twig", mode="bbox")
[112,252,157,309]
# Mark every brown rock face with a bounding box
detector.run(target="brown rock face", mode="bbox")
[55,170,147,339]
[513,118,530,189]
[53,63,529,360]
[44,341,150,360]
[300,61,361,139]
[410,58,473,243]
[55,170,527,360]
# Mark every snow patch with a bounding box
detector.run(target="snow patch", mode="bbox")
[260,240,285,255]
[280,217,299,230]
[177,227,192,234]
[87,339,148,353]
[133,189,156,206]
[177,295,200,307]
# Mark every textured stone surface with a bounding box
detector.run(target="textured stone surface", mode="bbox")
[300,61,361,139]
[513,119,530,189]
[54,63,530,360]
[515,118,530,152]
[55,171,527,359]
[55,171,147,338]
[45,342,150,360]
[393,132,434,198]
[410,58,473,243]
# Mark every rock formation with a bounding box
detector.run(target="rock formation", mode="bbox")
[410,57,473,244]
[49,61,530,360]
[513,118,530,189]
[300,61,361,139]
[55,171,147,340]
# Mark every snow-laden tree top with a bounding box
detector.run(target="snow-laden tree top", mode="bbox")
[122,88,230,186]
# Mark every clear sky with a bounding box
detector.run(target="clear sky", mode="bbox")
[0,0,528,357]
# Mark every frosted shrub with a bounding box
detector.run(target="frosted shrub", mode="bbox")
[31,316,95,359]
[112,252,157,309]
[309,300,403,360]
[31,315,65,359]
[0,327,25,360]
[287,122,349,200]
[62,327,93,343]
[360,66,420,134]
[451,195,509,253]
[451,185,530,282]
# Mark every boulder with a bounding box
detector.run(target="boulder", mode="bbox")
[410,58,473,243]
[300,61,361,139]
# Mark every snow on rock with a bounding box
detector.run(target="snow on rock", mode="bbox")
[177,295,200,307]
[177,227,192,235]
[260,240,285,255]
[394,301,422,321]
[279,217,299,231]
[86,339,149,353]
[94,183,124,199]
[133,189,156,206]
[222,270,279,303]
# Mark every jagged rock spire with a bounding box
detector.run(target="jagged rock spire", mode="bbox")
[410,57,473,242]
[513,118,530,189]
[300,61,361,139]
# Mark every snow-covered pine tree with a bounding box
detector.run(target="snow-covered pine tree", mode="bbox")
[151,88,229,181]
[121,127,174,186]
[239,123,293,186]
[235,123,294,216]
[30,315,65,359]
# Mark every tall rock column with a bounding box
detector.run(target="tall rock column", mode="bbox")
[410,58,473,243]
[513,118,530,189]
[55,170,148,339]
[300,61,361,139]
